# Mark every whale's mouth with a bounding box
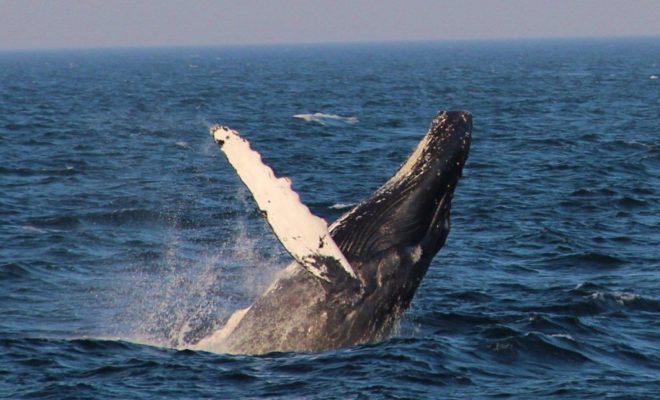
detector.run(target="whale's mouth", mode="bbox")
[330,111,472,263]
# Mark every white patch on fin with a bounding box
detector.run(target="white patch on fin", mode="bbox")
[210,125,358,283]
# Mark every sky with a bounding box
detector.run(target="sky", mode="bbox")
[1,0,659,50]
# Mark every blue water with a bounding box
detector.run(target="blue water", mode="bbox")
[1,38,659,398]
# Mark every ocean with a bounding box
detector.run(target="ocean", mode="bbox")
[1,38,658,398]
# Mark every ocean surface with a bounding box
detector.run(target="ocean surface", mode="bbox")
[1,38,658,398]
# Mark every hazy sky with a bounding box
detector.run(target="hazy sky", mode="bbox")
[1,0,659,50]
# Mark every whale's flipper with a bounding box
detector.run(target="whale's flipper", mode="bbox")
[211,126,359,284]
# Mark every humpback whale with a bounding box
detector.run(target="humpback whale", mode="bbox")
[190,111,471,354]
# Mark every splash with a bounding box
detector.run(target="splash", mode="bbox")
[106,190,285,349]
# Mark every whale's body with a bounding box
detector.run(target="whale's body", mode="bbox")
[191,111,471,354]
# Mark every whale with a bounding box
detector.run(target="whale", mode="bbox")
[189,111,471,354]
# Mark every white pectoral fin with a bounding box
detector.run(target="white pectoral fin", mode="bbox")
[211,125,359,284]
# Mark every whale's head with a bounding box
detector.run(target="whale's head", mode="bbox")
[330,111,471,303]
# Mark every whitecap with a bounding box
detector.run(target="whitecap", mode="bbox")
[612,292,639,305]
[591,291,640,305]
[22,225,47,234]
[550,333,575,341]
[293,112,358,126]
[329,202,355,210]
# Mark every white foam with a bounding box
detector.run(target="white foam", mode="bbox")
[22,225,47,234]
[591,291,640,305]
[293,112,358,125]
[550,333,575,341]
[329,202,355,210]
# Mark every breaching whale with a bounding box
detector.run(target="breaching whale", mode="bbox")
[190,111,471,354]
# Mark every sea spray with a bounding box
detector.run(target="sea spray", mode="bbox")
[105,189,285,349]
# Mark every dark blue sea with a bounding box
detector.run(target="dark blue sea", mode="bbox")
[1,38,659,399]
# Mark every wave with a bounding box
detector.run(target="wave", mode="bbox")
[0,262,33,279]
[27,215,81,229]
[293,113,358,126]
[26,209,166,229]
[527,285,660,315]
[545,251,626,269]
[588,291,660,312]
[0,166,80,177]
[481,329,591,363]
[175,141,190,149]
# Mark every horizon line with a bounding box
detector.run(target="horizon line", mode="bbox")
[1,34,658,53]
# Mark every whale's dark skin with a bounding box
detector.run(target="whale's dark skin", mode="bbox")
[195,111,471,354]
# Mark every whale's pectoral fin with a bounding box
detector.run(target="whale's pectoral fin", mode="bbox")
[211,125,360,286]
